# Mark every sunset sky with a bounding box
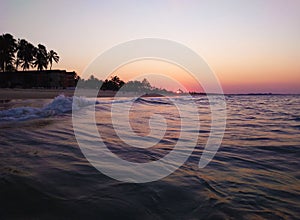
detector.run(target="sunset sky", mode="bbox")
[1,0,300,93]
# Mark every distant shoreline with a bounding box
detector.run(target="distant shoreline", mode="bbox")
[0,88,169,100]
[0,88,298,100]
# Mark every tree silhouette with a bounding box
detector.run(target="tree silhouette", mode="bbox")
[47,50,59,70]
[15,39,26,70]
[33,44,48,71]
[1,33,61,72]
[76,75,173,94]
[0,33,17,72]
[121,78,152,92]
[16,39,36,71]
[101,75,125,91]
[111,75,125,89]
[15,39,21,70]
[142,78,152,91]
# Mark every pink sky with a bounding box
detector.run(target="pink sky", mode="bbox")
[2,0,300,93]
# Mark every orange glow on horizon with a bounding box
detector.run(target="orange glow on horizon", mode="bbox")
[105,59,204,93]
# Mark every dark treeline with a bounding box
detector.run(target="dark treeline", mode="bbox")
[0,33,59,72]
[79,75,172,94]
[0,33,172,93]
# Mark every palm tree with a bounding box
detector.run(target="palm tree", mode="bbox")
[33,44,48,71]
[0,33,17,72]
[47,50,59,70]
[16,39,36,71]
[22,43,36,71]
[15,38,22,70]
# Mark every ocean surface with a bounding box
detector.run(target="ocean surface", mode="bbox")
[0,95,299,219]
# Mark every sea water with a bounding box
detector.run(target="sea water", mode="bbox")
[0,95,299,219]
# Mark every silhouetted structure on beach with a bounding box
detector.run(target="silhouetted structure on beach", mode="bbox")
[0,33,75,89]
[0,70,78,88]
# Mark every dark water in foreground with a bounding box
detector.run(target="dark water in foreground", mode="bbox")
[0,95,299,219]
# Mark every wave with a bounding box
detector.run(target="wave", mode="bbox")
[0,95,205,122]
[135,97,173,105]
[0,95,98,121]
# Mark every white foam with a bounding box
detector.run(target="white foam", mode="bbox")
[0,95,98,121]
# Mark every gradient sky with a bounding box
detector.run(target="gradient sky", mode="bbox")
[1,0,300,93]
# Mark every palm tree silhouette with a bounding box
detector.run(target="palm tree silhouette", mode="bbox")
[15,39,22,70]
[33,44,48,71]
[16,39,36,71]
[47,50,59,70]
[0,33,17,72]
[1,33,62,72]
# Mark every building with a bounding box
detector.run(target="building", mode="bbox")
[0,70,77,89]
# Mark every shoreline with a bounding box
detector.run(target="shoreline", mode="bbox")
[0,88,76,100]
[0,88,298,100]
[0,88,171,100]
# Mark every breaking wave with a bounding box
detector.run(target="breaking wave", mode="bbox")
[0,95,196,122]
[0,95,98,121]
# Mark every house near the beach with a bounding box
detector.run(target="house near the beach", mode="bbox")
[0,70,78,89]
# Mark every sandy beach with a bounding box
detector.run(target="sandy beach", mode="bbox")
[0,89,124,100]
[0,89,170,100]
[0,88,75,100]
